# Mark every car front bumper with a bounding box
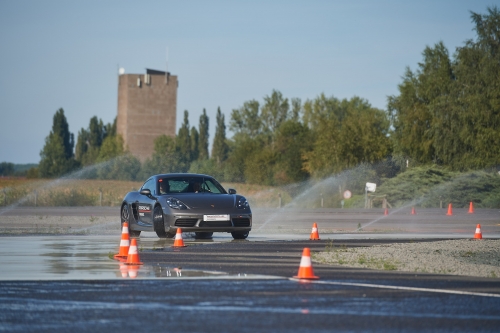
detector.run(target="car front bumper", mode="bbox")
[163,210,252,233]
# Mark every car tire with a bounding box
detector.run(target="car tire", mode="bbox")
[195,232,213,239]
[153,205,168,238]
[231,231,249,240]
[121,204,141,237]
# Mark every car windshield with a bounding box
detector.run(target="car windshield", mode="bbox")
[158,176,226,194]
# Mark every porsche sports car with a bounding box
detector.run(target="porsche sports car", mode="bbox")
[120,173,252,239]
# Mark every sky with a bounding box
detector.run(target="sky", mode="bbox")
[0,0,494,164]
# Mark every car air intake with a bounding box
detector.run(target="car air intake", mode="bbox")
[175,219,198,227]
[199,221,232,227]
[232,218,250,227]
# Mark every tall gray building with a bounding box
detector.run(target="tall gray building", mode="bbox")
[117,69,177,161]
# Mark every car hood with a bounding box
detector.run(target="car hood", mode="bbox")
[168,193,236,210]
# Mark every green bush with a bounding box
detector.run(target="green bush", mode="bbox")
[377,166,500,208]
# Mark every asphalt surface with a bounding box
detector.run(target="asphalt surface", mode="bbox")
[0,207,499,332]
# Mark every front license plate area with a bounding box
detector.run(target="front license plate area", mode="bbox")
[203,214,230,221]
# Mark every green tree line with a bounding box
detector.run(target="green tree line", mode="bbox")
[32,7,499,185]
[388,6,500,170]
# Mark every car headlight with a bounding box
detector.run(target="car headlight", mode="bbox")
[166,197,188,210]
[237,197,249,209]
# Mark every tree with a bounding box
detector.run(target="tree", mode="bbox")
[303,96,390,177]
[0,162,14,176]
[39,133,77,177]
[39,108,78,177]
[96,134,125,162]
[190,126,199,161]
[230,100,262,138]
[176,110,192,168]
[75,116,116,166]
[274,120,312,184]
[388,7,500,170]
[198,109,210,160]
[52,108,74,159]
[96,135,140,180]
[388,42,454,165]
[261,90,289,135]
[139,135,184,177]
[302,94,341,130]
[211,107,229,165]
[75,128,89,162]
[444,6,500,170]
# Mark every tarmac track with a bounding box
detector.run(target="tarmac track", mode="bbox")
[0,207,499,332]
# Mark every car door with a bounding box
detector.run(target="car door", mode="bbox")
[137,178,156,225]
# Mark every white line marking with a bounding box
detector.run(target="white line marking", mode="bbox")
[290,279,500,298]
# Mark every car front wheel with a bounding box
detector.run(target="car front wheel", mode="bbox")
[153,206,167,238]
[231,231,249,240]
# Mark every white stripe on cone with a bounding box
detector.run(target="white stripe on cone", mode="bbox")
[476,227,481,233]
[128,245,138,255]
[120,239,130,247]
[299,255,312,267]
[175,233,182,240]
[312,227,318,232]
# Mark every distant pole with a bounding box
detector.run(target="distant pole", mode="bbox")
[278,193,282,208]
[34,190,37,207]
[3,188,6,206]
[364,186,367,209]
[165,46,169,84]
[320,193,324,208]
[99,189,103,206]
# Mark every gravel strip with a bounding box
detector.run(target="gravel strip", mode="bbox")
[314,239,500,279]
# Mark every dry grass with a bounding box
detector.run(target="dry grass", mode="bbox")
[0,178,142,207]
[0,178,287,207]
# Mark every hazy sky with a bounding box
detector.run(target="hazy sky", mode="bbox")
[0,0,494,164]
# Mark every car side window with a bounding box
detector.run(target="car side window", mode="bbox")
[141,178,156,194]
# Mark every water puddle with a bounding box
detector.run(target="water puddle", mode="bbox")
[0,235,282,280]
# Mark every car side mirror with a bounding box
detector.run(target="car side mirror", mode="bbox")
[228,188,237,194]
[140,189,151,196]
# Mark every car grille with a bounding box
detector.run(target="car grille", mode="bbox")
[232,218,251,227]
[199,221,233,227]
[175,219,198,227]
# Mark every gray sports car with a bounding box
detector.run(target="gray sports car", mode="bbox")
[120,173,252,239]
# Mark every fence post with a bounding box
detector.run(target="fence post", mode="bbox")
[3,188,6,206]
[320,193,324,208]
[99,189,103,206]
[278,193,282,208]
[34,190,37,207]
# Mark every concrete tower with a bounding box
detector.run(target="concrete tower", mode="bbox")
[116,69,177,162]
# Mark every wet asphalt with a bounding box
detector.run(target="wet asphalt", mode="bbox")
[0,207,499,332]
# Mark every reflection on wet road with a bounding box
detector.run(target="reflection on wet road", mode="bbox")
[0,235,251,280]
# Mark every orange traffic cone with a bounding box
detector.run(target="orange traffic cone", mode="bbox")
[309,222,320,240]
[293,248,319,280]
[114,222,130,260]
[384,208,389,216]
[125,238,143,265]
[172,228,187,247]
[446,203,453,216]
[411,207,416,215]
[473,224,482,239]
[468,202,475,214]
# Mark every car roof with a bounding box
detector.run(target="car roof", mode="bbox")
[154,173,214,179]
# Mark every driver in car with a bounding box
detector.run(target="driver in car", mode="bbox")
[159,180,169,194]
[192,181,201,193]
